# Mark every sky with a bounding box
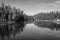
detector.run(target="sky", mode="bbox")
[0,0,60,16]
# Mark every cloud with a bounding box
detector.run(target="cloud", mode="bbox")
[42,1,60,10]
[3,0,60,15]
[55,1,60,3]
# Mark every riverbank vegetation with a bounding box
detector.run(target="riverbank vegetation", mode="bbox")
[33,11,60,31]
[0,2,28,39]
[34,11,60,20]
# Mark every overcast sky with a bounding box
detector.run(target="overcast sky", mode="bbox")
[0,0,60,16]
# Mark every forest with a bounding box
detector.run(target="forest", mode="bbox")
[34,11,60,20]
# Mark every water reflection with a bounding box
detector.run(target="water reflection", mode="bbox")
[0,21,25,40]
[1,20,60,40]
[34,21,60,31]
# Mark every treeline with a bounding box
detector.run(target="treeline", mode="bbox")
[0,5,25,22]
[34,11,60,20]
[0,4,26,39]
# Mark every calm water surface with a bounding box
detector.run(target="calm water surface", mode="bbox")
[20,23,60,39]
[1,22,60,40]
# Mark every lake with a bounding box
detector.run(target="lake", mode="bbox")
[0,21,60,40]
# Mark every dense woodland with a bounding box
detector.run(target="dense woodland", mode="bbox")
[0,4,26,39]
[0,5,25,22]
[34,11,60,20]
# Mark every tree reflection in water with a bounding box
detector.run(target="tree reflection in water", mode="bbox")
[0,21,25,40]
[34,21,60,31]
